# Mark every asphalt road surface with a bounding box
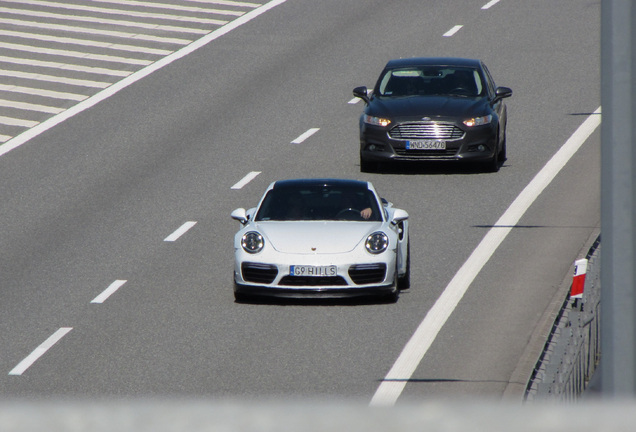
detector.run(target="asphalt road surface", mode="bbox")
[0,0,599,404]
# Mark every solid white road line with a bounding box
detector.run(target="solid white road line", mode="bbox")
[370,107,602,406]
[231,171,261,190]
[443,25,463,37]
[291,128,320,144]
[482,0,502,10]
[164,221,197,242]
[0,0,287,158]
[91,279,127,304]
[8,327,72,376]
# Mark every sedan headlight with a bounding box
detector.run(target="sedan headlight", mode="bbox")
[363,114,391,127]
[241,231,264,253]
[463,114,492,127]
[366,232,388,254]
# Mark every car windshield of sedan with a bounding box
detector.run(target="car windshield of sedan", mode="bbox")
[377,66,484,98]
[255,184,382,222]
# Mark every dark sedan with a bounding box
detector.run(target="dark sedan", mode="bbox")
[353,57,512,172]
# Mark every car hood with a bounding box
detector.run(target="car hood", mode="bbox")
[368,95,488,119]
[255,221,384,254]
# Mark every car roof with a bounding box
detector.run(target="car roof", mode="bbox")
[272,178,371,191]
[383,57,482,69]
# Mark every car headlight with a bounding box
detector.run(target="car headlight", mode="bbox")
[463,114,492,127]
[365,232,388,254]
[363,114,391,127]
[241,231,264,254]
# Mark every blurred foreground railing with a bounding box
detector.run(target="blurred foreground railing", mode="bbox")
[525,234,602,401]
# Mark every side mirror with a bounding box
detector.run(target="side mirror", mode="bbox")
[353,86,370,104]
[231,208,248,225]
[391,209,409,224]
[493,86,512,102]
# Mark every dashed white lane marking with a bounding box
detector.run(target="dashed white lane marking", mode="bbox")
[9,327,73,376]
[164,221,197,242]
[231,171,261,190]
[348,97,360,104]
[482,0,501,9]
[370,107,602,406]
[291,127,320,144]
[443,25,463,37]
[91,279,128,304]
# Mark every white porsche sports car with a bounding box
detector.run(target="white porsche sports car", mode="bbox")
[231,178,410,302]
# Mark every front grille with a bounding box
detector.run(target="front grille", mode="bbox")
[279,276,347,286]
[348,263,387,285]
[394,148,458,157]
[241,262,278,284]
[389,122,464,140]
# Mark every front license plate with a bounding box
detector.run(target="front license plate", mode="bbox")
[290,265,337,277]
[406,140,446,150]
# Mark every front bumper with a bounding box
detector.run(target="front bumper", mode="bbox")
[234,281,397,299]
[233,252,398,299]
[360,121,497,163]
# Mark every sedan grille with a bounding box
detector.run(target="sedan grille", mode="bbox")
[279,276,347,286]
[348,263,387,285]
[394,148,458,157]
[389,122,464,140]
[241,262,278,284]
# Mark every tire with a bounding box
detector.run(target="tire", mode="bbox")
[233,282,250,303]
[234,292,249,303]
[498,127,507,162]
[384,290,399,303]
[483,137,501,173]
[360,156,377,173]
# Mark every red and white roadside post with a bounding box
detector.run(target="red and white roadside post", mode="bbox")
[571,258,588,309]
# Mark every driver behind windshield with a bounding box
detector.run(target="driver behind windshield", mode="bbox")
[255,185,381,221]
[333,190,374,220]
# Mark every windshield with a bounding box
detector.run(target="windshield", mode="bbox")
[376,66,484,97]
[255,184,382,222]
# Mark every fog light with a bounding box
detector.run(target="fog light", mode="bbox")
[477,145,486,152]
[369,144,377,151]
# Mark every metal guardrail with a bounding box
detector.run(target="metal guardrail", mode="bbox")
[525,235,602,400]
